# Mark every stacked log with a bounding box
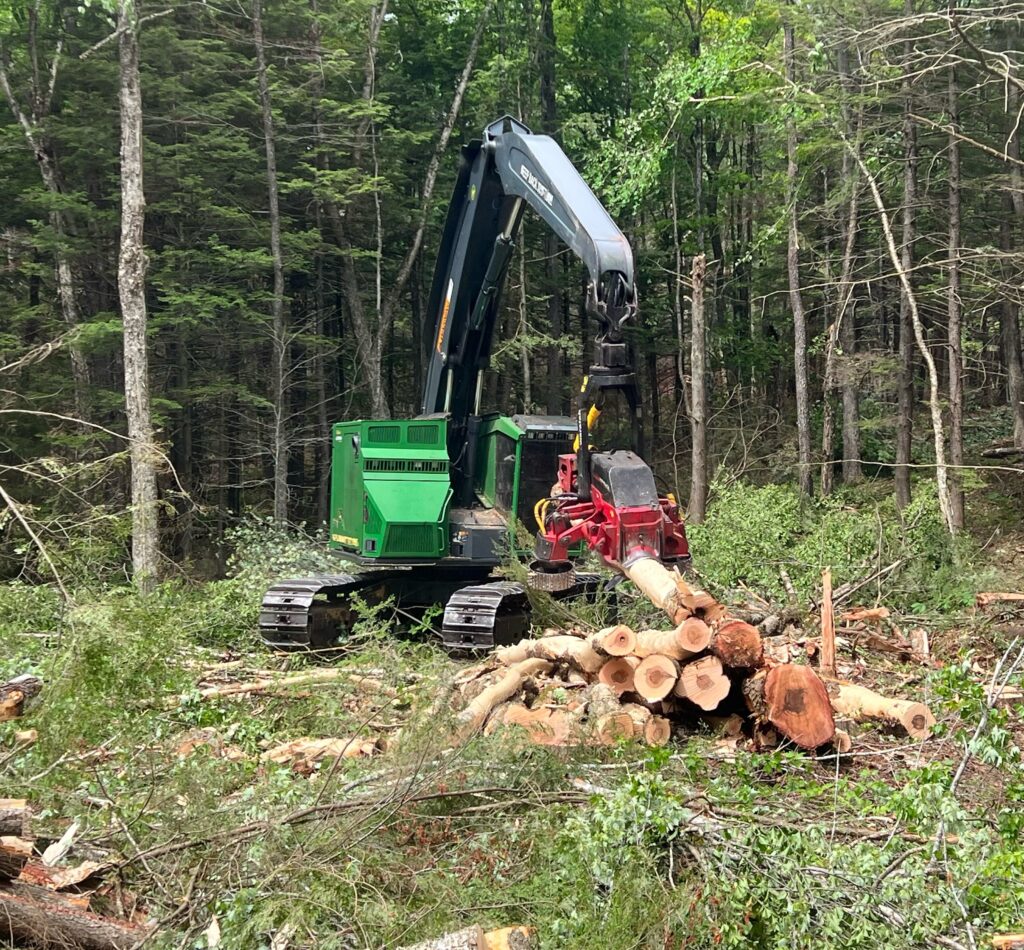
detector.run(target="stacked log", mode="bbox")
[454,559,936,754]
[0,801,150,949]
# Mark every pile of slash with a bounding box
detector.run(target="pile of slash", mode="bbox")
[453,562,937,753]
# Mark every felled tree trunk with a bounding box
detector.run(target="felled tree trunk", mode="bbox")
[710,620,764,669]
[0,800,29,837]
[747,664,836,749]
[675,655,731,711]
[589,625,636,657]
[455,659,552,741]
[0,837,31,881]
[597,656,639,695]
[0,676,42,721]
[0,881,148,949]
[622,558,693,622]
[634,619,710,660]
[494,636,603,674]
[633,654,679,701]
[825,680,935,739]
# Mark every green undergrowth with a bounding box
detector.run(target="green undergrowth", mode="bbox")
[0,496,1022,947]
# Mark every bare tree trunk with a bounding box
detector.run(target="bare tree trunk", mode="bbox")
[849,146,956,534]
[1004,83,1024,449]
[946,58,965,529]
[838,50,862,485]
[117,0,159,589]
[253,0,288,522]
[0,37,90,419]
[785,18,812,497]
[688,253,708,523]
[538,0,561,414]
[895,11,916,510]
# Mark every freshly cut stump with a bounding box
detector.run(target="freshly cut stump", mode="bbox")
[598,657,639,695]
[633,654,679,702]
[762,664,836,749]
[674,655,730,711]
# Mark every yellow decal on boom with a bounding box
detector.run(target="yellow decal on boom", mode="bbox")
[435,278,454,353]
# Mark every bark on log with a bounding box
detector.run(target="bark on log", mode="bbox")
[493,636,603,674]
[0,837,32,881]
[0,675,41,721]
[0,881,148,949]
[674,655,730,711]
[633,654,679,701]
[634,619,710,660]
[710,620,764,669]
[499,704,573,746]
[455,659,552,741]
[825,680,935,739]
[0,800,29,837]
[644,715,672,746]
[597,656,639,695]
[762,664,836,749]
[589,625,636,657]
[623,558,693,622]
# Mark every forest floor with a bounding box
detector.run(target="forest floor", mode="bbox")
[1,480,1023,949]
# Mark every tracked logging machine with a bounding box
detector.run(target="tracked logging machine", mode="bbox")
[260,117,690,652]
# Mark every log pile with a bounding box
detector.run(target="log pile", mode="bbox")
[0,801,150,949]
[454,559,936,753]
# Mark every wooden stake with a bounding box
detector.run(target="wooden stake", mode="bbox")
[820,568,836,678]
[674,655,730,711]
[633,654,679,701]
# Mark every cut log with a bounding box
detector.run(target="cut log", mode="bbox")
[633,654,679,702]
[598,656,639,695]
[0,837,32,881]
[710,620,764,669]
[644,715,672,746]
[634,619,710,660]
[0,800,29,838]
[494,636,603,674]
[399,924,536,950]
[976,592,1024,609]
[589,625,636,657]
[701,603,730,624]
[691,592,718,614]
[832,729,853,754]
[0,881,149,949]
[674,655,730,711]
[825,680,935,739]
[841,606,890,624]
[260,736,378,766]
[992,936,1024,950]
[500,704,574,746]
[762,664,836,749]
[0,676,41,722]
[593,711,636,744]
[454,659,552,742]
[624,557,693,622]
[819,568,836,678]
[620,702,651,732]
[192,669,377,702]
[484,925,536,950]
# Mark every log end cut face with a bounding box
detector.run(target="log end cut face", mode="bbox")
[763,664,836,749]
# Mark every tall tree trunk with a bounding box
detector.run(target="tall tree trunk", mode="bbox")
[946,58,965,529]
[117,0,159,589]
[539,0,562,414]
[850,148,956,534]
[688,253,708,524]
[784,17,812,497]
[1004,82,1024,448]
[253,0,288,522]
[895,6,916,510]
[0,38,90,419]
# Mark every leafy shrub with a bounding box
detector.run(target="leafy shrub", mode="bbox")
[686,479,979,610]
